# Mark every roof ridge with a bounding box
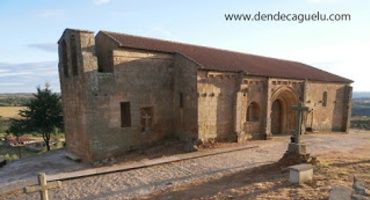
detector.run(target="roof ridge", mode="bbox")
[99,31,122,45]
[98,30,352,83]
[65,28,94,33]
[100,30,305,65]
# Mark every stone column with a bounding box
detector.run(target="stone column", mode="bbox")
[234,91,248,142]
[344,85,353,133]
[302,79,309,132]
[264,78,272,139]
[232,72,247,142]
[302,80,308,103]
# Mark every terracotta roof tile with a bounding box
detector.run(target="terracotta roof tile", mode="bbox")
[102,31,352,83]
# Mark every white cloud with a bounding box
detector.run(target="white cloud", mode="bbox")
[0,83,25,87]
[94,0,111,5]
[0,61,59,93]
[0,72,33,78]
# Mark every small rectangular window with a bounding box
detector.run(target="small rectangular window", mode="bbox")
[120,102,131,127]
[179,93,184,108]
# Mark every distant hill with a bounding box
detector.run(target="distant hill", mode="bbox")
[352,91,370,117]
[0,93,61,106]
[0,93,34,106]
[353,92,370,99]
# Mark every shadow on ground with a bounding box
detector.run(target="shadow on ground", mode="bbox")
[143,162,292,200]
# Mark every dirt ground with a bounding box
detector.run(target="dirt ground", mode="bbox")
[140,151,370,200]
[142,131,370,200]
[1,130,369,200]
[0,149,89,186]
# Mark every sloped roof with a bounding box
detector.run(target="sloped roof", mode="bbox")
[101,31,352,83]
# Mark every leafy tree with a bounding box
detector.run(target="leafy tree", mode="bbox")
[5,96,15,106]
[6,119,28,158]
[7,84,63,151]
[7,119,28,136]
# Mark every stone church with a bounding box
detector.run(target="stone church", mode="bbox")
[58,29,352,161]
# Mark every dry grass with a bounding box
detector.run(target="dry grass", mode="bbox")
[0,106,25,119]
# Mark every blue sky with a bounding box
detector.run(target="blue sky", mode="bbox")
[0,0,369,93]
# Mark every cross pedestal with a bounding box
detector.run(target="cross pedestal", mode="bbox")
[287,142,307,154]
[24,173,62,200]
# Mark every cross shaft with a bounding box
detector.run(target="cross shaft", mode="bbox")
[291,102,309,144]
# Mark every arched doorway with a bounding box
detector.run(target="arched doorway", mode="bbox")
[270,87,299,135]
[271,100,282,134]
[247,102,260,122]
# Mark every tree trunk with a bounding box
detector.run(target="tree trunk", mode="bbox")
[42,132,51,151]
[45,140,50,151]
[18,146,22,159]
[16,136,22,158]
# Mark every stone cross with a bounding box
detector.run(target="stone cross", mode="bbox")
[291,102,309,144]
[24,173,62,200]
[142,112,152,132]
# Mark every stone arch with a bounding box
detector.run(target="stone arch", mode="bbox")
[270,86,299,135]
[247,102,260,122]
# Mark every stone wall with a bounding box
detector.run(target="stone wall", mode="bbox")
[95,32,118,72]
[87,48,175,160]
[197,71,239,141]
[58,29,98,160]
[59,29,352,162]
[183,72,350,143]
[304,81,351,132]
[241,77,268,139]
[59,30,180,161]
[173,54,199,140]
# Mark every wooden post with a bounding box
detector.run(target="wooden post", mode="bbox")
[24,173,62,200]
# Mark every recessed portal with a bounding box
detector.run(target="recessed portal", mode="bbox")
[270,87,299,135]
[271,100,282,134]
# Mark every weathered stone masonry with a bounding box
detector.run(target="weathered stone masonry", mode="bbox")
[58,29,353,161]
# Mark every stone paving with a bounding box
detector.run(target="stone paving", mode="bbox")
[1,131,369,200]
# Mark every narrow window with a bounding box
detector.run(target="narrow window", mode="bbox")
[61,40,69,77]
[247,102,260,122]
[179,93,184,108]
[120,102,131,127]
[322,91,328,107]
[70,35,78,76]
